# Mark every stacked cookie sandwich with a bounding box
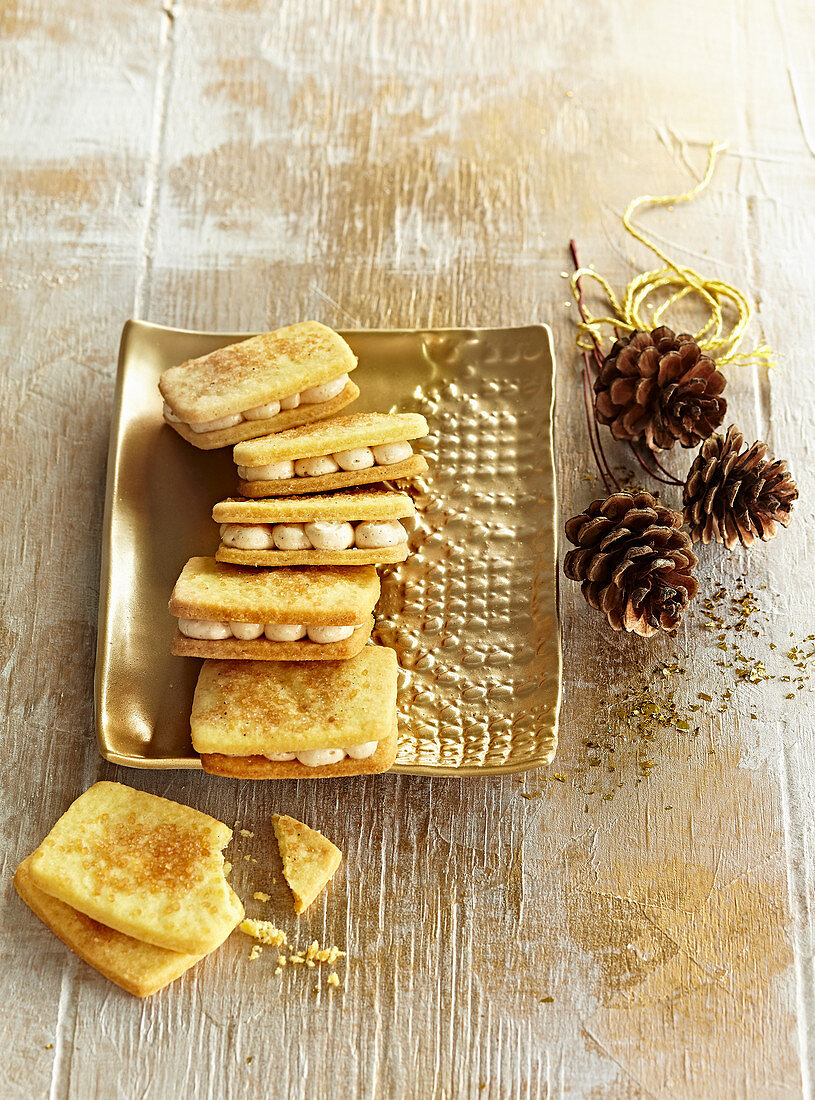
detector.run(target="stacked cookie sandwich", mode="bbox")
[170,558,381,660]
[160,321,429,780]
[213,489,415,567]
[233,411,428,495]
[159,321,359,449]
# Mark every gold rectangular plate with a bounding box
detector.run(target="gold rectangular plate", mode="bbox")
[96,321,560,775]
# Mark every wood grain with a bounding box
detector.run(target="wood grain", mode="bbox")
[1,0,814,1096]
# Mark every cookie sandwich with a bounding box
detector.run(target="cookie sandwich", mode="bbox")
[191,646,399,779]
[170,557,380,660]
[233,411,429,496]
[158,321,359,450]
[214,488,414,567]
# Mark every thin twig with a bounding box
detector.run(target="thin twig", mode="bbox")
[572,238,620,491]
[648,448,684,485]
[569,239,604,370]
[583,362,620,491]
[627,443,683,486]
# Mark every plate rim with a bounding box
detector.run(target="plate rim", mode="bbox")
[95,319,561,777]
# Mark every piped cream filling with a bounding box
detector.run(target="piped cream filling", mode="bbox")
[237,440,414,481]
[263,742,379,767]
[177,619,362,643]
[163,374,350,434]
[219,519,407,552]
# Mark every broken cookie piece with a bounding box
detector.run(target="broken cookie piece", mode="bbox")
[273,814,342,914]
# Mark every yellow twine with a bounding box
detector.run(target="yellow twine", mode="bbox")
[570,141,775,367]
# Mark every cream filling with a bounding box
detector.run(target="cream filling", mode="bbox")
[238,440,414,481]
[263,741,379,767]
[219,519,407,552]
[178,619,361,643]
[163,374,349,433]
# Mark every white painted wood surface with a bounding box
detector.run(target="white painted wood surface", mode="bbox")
[1,0,813,1096]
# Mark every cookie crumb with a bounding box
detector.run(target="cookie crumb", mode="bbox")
[240,829,255,838]
[328,972,340,988]
[315,945,345,964]
[240,919,288,948]
[253,891,270,902]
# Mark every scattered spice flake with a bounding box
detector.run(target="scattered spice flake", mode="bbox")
[540,996,554,1003]
[687,583,815,714]
[253,892,271,902]
[547,584,810,808]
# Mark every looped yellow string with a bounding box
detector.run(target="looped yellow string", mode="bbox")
[570,142,775,367]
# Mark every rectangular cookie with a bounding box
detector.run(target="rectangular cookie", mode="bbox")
[170,558,380,659]
[26,782,244,956]
[158,321,359,450]
[191,647,399,778]
[213,489,415,567]
[199,725,398,779]
[233,411,429,496]
[14,857,205,998]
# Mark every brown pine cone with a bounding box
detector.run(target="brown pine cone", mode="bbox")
[594,326,726,451]
[564,491,699,636]
[683,425,798,549]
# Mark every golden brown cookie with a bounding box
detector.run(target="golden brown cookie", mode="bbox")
[234,411,428,495]
[27,782,244,955]
[169,558,380,657]
[199,725,398,779]
[213,490,414,567]
[272,815,342,913]
[14,857,205,998]
[158,321,359,450]
[191,647,399,774]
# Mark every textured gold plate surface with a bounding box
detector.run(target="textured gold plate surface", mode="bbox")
[95,322,560,775]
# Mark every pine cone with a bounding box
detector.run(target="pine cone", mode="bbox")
[594,326,727,451]
[564,491,699,636]
[683,425,798,549]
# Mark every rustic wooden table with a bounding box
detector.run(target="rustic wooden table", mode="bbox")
[2,1,814,1096]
